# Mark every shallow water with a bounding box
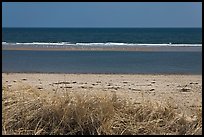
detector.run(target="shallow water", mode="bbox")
[2,50,202,74]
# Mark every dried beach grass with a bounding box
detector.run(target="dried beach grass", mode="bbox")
[2,84,202,135]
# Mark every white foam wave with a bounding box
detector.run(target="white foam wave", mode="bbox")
[2,42,202,47]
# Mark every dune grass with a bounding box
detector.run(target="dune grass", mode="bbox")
[2,84,202,135]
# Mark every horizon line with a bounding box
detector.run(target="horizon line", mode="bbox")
[2,27,202,29]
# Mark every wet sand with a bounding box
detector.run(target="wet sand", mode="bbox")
[2,46,202,52]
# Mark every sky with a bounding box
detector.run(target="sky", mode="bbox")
[2,2,202,28]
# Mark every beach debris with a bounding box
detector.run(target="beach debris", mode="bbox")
[180,85,191,92]
[128,87,141,91]
[108,86,120,90]
[37,87,43,90]
[134,102,141,105]
[132,88,141,91]
[180,87,191,92]
[53,81,70,84]
[150,89,155,91]
[72,81,77,84]
[113,87,119,90]
[190,82,198,85]
[65,86,72,88]
[21,78,27,81]
[5,81,8,82]
[13,80,17,83]
[123,81,129,84]
[107,83,113,86]
[151,81,156,84]
[81,86,86,89]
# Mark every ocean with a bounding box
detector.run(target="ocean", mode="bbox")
[2,28,202,74]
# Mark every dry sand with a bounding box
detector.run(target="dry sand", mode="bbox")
[2,73,202,115]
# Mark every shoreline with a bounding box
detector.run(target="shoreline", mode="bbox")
[2,46,202,52]
[2,72,202,75]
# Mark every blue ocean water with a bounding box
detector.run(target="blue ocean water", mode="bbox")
[2,28,202,47]
[2,28,202,74]
[2,50,202,74]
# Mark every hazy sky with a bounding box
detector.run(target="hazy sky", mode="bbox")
[2,2,202,28]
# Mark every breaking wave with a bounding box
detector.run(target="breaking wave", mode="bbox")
[2,42,202,47]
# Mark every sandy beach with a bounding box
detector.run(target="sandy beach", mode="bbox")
[2,73,202,115]
[2,2,202,135]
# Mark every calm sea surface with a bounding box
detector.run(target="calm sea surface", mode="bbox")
[2,50,202,74]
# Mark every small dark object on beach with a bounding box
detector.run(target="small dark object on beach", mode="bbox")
[96,81,101,83]
[113,87,119,90]
[150,89,155,91]
[151,81,156,84]
[72,81,77,84]
[108,87,120,90]
[190,82,198,85]
[22,78,27,81]
[13,80,17,83]
[37,87,43,90]
[53,81,70,85]
[123,81,128,84]
[132,88,141,91]
[180,88,191,92]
